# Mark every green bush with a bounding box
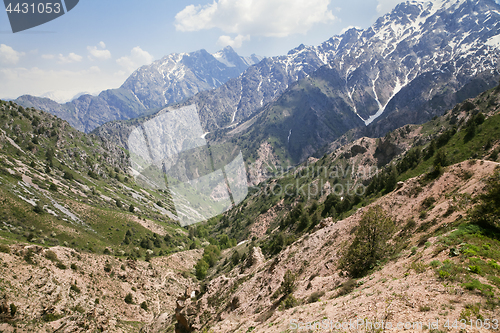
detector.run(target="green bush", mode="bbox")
[202,245,220,267]
[70,284,81,293]
[125,293,134,304]
[42,313,62,322]
[9,303,16,317]
[421,196,436,208]
[488,260,500,271]
[462,280,493,297]
[340,206,395,277]
[279,270,297,296]
[34,202,44,214]
[280,295,299,309]
[430,260,441,268]
[470,173,500,231]
[438,270,451,279]
[338,279,357,296]
[195,259,209,280]
[231,250,240,266]
[307,291,325,303]
[55,262,67,270]
[140,301,148,311]
[469,265,481,274]
[45,250,58,262]
[0,244,10,254]
[24,249,35,265]
[63,171,74,180]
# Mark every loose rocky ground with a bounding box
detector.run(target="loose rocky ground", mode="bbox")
[187,160,500,333]
[0,247,201,332]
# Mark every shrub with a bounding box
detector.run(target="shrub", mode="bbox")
[9,303,16,317]
[195,259,209,280]
[231,250,240,266]
[45,250,58,262]
[56,262,67,270]
[24,249,35,265]
[410,261,427,273]
[42,313,62,322]
[430,260,441,268]
[438,270,451,279]
[462,280,493,297]
[280,295,299,309]
[49,183,58,192]
[338,279,357,296]
[63,171,74,180]
[307,291,325,303]
[70,284,81,294]
[421,196,436,208]
[279,270,296,296]
[125,293,134,304]
[202,245,220,267]
[104,263,112,272]
[488,260,500,271]
[470,173,500,231]
[340,206,395,277]
[34,202,44,214]
[469,265,481,275]
[140,301,148,311]
[0,244,10,254]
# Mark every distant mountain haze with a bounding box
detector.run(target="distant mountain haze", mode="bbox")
[15,46,263,133]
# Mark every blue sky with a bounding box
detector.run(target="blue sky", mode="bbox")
[0,0,498,102]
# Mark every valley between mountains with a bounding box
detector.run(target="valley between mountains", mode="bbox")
[1,0,500,332]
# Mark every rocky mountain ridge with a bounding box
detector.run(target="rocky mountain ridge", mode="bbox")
[15,46,262,133]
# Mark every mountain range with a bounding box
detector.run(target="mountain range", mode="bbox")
[191,0,500,162]
[2,0,500,331]
[15,46,263,133]
[89,0,500,183]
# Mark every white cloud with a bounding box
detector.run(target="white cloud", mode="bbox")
[175,0,337,42]
[41,54,55,60]
[58,52,83,64]
[116,46,154,73]
[0,66,127,102]
[376,0,405,14]
[0,44,25,65]
[87,41,111,60]
[217,34,250,48]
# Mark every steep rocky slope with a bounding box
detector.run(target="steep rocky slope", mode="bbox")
[164,84,500,332]
[185,160,500,333]
[0,246,201,333]
[0,99,195,256]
